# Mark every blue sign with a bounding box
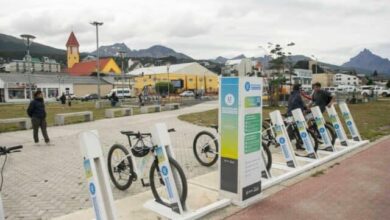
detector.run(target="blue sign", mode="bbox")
[161,165,168,176]
[334,124,339,129]
[279,137,285,144]
[347,121,352,126]
[301,132,307,138]
[319,127,325,133]
[89,182,96,195]
[245,82,250,91]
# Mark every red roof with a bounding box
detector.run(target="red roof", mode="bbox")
[66,32,79,47]
[66,58,111,76]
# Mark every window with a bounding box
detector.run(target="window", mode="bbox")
[47,88,58,98]
[8,88,25,99]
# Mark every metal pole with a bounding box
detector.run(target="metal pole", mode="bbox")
[91,21,103,101]
[122,58,125,101]
[167,65,170,100]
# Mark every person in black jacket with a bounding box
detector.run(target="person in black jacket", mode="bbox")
[27,90,50,144]
[287,84,307,116]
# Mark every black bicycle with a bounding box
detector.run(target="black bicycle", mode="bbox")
[0,145,23,218]
[107,129,187,207]
[193,125,272,171]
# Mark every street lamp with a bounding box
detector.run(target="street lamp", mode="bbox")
[167,63,171,99]
[90,21,103,100]
[117,51,126,101]
[311,55,318,74]
[20,34,35,100]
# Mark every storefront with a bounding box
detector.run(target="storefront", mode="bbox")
[0,73,73,103]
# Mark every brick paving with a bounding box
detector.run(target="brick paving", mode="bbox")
[0,101,218,220]
[226,137,390,220]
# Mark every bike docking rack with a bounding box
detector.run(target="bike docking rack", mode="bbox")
[143,123,231,220]
[79,130,117,220]
[262,102,369,191]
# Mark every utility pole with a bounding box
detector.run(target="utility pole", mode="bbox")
[167,63,171,99]
[90,21,103,100]
[117,51,126,101]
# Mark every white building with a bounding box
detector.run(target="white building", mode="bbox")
[0,73,73,103]
[290,69,313,91]
[333,73,361,86]
[4,57,61,73]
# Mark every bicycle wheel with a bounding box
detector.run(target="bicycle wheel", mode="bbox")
[262,120,276,147]
[262,142,272,171]
[325,122,336,145]
[193,131,219,167]
[107,144,134,190]
[149,157,188,207]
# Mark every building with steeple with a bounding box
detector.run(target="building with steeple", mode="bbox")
[66,32,80,69]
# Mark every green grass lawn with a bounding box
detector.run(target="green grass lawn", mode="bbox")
[178,101,390,141]
[0,101,145,133]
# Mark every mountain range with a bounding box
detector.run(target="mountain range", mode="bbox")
[342,49,390,75]
[1,33,389,76]
[90,43,192,60]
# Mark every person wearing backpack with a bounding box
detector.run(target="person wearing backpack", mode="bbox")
[27,90,50,145]
[310,82,335,112]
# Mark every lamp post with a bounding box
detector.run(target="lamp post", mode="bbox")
[20,34,35,100]
[118,51,126,101]
[311,55,318,74]
[90,21,103,101]
[167,63,171,99]
[286,42,295,90]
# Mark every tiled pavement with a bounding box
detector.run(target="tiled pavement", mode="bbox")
[226,137,390,220]
[0,101,218,220]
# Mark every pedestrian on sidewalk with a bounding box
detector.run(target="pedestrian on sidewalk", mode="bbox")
[59,93,66,108]
[27,90,50,145]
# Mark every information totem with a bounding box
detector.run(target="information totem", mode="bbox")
[219,77,264,205]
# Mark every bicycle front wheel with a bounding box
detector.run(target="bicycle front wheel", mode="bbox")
[262,142,272,171]
[193,131,219,167]
[149,157,188,207]
[107,144,134,190]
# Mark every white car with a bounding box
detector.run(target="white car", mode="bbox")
[180,91,195,97]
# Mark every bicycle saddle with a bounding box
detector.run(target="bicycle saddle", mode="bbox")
[120,131,135,135]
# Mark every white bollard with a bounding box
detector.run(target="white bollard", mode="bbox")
[338,102,362,141]
[292,109,318,159]
[79,130,117,220]
[270,110,298,168]
[326,105,349,146]
[311,106,335,152]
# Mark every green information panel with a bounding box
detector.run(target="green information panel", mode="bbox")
[245,113,261,134]
[244,132,261,154]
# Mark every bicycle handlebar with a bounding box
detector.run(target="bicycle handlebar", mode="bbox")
[0,145,23,155]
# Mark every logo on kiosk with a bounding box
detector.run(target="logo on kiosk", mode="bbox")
[319,127,325,133]
[244,81,261,92]
[161,165,168,176]
[279,137,286,144]
[245,82,251,91]
[89,183,96,195]
[225,93,235,106]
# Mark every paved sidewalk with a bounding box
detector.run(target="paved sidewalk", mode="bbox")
[0,101,218,220]
[226,137,390,220]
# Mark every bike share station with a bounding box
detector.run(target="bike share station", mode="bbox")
[74,71,369,219]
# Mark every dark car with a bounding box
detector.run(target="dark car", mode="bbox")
[81,93,99,101]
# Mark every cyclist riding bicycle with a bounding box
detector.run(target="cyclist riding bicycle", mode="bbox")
[286,84,308,116]
[307,82,335,113]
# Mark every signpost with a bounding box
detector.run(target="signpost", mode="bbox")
[339,102,362,141]
[79,130,117,220]
[326,105,348,146]
[291,109,318,159]
[311,106,335,152]
[269,110,298,168]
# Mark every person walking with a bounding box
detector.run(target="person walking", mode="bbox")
[110,92,119,107]
[286,84,307,116]
[59,93,66,108]
[27,90,50,145]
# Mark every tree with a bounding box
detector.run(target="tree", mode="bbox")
[155,81,176,95]
[372,70,378,77]
[386,80,390,88]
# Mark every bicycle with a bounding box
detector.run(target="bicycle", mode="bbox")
[262,115,320,158]
[0,145,23,220]
[305,111,337,147]
[107,129,187,207]
[193,125,272,171]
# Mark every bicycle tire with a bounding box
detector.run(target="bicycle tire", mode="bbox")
[107,144,134,190]
[149,157,188,207]
[325,122,336,145]
[262,142,272,171]
[193,131,219,167]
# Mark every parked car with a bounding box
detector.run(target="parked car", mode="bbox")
[377,87,390,97]
[180,91,195,97]
[106,88,134,99]
[81,93,99,101]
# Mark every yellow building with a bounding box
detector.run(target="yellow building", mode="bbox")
[66,32,80,69]
[127,62,219,94]
[65,31,121,76]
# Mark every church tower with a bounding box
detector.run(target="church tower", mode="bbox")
[66,31,80,68]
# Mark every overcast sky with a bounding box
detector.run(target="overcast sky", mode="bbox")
[1,0,389,65]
